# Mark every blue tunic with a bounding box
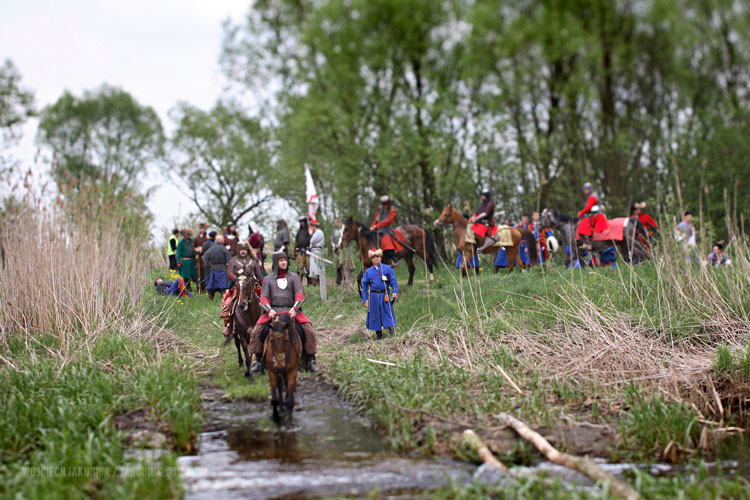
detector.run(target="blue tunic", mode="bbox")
[361,264,398,330]
[493,247,508,267]
[456,251,479,268]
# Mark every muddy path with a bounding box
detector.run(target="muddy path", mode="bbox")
[178,375,473,499]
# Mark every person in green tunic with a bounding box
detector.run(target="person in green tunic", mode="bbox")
[176,228,198,291]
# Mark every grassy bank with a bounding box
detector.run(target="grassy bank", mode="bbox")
[296,240,750,497]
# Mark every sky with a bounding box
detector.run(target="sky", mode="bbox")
[1,0,292,239]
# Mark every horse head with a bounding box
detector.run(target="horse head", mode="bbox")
[269,315,295,369]
[341,216,359,245]
[435,203,459,227]
[540,208,559,229]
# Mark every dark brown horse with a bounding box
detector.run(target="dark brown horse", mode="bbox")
[434,204,537,275]
[265,314,302,424]
[341,217,437,288]
[223,273,262,382]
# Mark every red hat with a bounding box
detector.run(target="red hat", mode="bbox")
[248,233,262,249]
[309,217,320,226]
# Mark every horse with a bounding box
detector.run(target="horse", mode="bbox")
[264,314,302,424]
[434,204,537,275]
[341,217,437,288]
[223,273,262,381]
[540,208,649,267]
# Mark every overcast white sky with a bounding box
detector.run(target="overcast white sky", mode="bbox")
[1,0,293,239]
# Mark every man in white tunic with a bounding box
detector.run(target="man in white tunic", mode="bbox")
[308,218,326,301]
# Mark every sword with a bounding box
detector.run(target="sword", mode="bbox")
[305,249,334,265]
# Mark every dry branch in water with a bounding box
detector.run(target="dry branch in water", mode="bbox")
[462,429,510,474]
[499,412,639,500]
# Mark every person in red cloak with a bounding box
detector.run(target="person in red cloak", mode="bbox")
[576,182,608,250]
[370,195,400,266]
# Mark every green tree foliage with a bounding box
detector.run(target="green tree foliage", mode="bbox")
[0,59,35,170]
[169,101,272,227]
[37,85,164,193]
[223,0,750,236]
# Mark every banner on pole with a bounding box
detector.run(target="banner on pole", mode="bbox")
[305,163,319,218]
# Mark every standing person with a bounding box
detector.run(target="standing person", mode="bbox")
[361,249,398,340]
[248,221,266,268]
[248,232,266,276]
[294,216,311,283]
[331,218,344,285]
[469,189,496,253]
[194,222,209,293]
[530,211,552,263]
[370,195,400,266]
[167,229,179,270]
[675,210,697,262]
[224,222,239,256]
[308,218,326,299]
[274,219,290,254]
[203,231,217,253]
[202,235,232,301]
[249,251,320,373]
[576,182,608,250]
[175,228,197,292]
[221,240,264,338]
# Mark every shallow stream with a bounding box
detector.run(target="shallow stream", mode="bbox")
[177,376,749,499]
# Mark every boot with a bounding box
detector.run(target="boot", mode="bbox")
[250,354,262,373]
[223,320,232,338]
[375,330,383,340]
[389,327,395,337]
[385,250,399,267]
[306,355,319,372]
[477,236,495,253]
[581,234,592,251]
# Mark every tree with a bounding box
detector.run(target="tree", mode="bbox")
[37,85,164,193]
[169,101,273,227]
[0,59,35,171]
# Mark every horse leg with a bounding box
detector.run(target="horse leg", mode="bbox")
[506,246,515,274]
[357,269,364,297]
[242,335,253,382]
[269,370,280,423]
[405,253,415,286]
[285,367,298,423]
[234,328,243,368]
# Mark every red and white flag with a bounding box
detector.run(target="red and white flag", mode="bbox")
[304,163,319,218]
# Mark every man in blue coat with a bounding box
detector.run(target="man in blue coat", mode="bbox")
[361,248,399,340]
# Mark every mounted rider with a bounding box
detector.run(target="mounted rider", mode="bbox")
[576,182,608,250]
[249,251,319,373]
[470,188,496,253]
[370,195,400,266]
[221,240,264,338]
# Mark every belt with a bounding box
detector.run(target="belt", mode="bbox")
[183,257,195,260]
[310,247,322,251]
[370,289,386,293]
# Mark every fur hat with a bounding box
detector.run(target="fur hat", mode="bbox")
[309,218,320,227]
[248,233,262,249]
[237,241,250,253]
[380,195,391,204]
[368,248,383,258]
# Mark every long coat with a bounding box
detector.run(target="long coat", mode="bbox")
[361,264,398,330]
[176,238,197,280]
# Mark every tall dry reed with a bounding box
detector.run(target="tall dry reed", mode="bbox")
[0,190,160,359]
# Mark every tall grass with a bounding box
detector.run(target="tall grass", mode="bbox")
[0,187,167,359]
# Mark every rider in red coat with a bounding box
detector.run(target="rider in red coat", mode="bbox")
[576,182,608,250]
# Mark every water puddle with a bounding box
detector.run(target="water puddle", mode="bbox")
[178,377,473,499]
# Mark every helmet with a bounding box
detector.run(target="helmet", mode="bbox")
[582,182,593,191]
[481,188,491,197]
[272,250,288,272]
[237,241,250,253]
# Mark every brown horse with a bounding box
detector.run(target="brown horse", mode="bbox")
[341,217,436,288]
[265,314,302,424]
[223,273,262,382]
[434,204,537,275]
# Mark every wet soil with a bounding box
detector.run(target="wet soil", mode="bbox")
[178,375,473,499]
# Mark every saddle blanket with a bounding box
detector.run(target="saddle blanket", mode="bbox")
[467,224,513,246]
[575,217,626,242]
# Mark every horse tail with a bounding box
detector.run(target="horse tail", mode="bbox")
[522,229,538,266]
[421,226,438,268]
[222,330,235,347]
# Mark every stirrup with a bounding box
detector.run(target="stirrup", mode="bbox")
[249,360,262,373]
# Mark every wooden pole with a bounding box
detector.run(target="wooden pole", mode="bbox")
[498,413,639,500]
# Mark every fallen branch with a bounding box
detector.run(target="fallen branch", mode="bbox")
[498,413,639,500]
[462,430,509,474]
[366,358,399,367]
